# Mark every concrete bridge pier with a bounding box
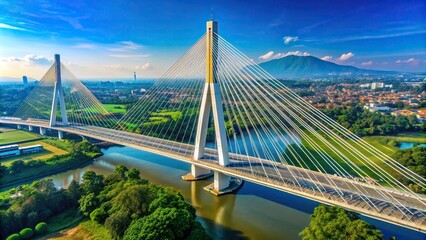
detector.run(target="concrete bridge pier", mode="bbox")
[17,124,22,130]
[214,171,231,191]
[182,164,212,181]
[28,125,33,131]
[203,171,242,196]
[58,130,63,140]
[39,127,46,135]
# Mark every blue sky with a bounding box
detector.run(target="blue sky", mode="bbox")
[0,0,425,79]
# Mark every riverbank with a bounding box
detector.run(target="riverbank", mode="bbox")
[0,157,95,189]
[41,146,425,240]
[0,140,102,189]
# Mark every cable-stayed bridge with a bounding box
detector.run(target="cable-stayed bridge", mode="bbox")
[1,21,426,232]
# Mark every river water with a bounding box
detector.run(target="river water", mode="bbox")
[45,146,425,240]
[399,142,426,150]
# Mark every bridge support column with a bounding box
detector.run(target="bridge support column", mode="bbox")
[17,124,21,130]
[39,127,46,135]
[214,171,231,191]
[182,164,212,181]
[49,54,68,127]
[183,21,243,196]
[28,125,33,131]
[58,130,63,140]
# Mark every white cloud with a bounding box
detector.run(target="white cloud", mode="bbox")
[283,36,299,44]
[108,41,141,52]
[110,54,150,58]
[338,52,354,61]
[109,64,126,69]
[395,58,419,64]
[2,55,53,65]
[275,51,310,58]
[259,51,310,61]
[361,60,373,66]
[406,58,416,64]
[0,23,29,31]
[321,56,332,61]
[258,51,275,60]
[331,30,426,42]
[135,63,152,70]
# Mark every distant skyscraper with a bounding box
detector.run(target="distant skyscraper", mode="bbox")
[134,72,136,81]
[22,76,28,86]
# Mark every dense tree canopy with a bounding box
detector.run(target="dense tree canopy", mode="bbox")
[2,164,210,240]
[300,205,383,240]
[0,179,78,239]
[394,146,426,193]
[323,105,418,136]
[78,165,211,240]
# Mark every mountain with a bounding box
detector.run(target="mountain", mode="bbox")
[257,55,384,78]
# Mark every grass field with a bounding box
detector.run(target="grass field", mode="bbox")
[48,219,111,240]
[0,130,41,145]
[286,131,425,185]
[45,210,84,234]
[0,140,69,166]
[103,104,126,114]
[385,132,426,144]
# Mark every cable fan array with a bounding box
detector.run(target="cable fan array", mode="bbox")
[113,32,426,223]
[11,31,426,226]
[14,63,118,128]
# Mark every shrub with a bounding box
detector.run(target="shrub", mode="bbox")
[6,233,21,240]
[19,228,34,239]
[35,222,48,235]
[90,208,108,223]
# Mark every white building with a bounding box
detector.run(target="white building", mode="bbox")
[0,144,44,159]
[364,103,391,112]
[20,144,44,154]
[0,144,20,158]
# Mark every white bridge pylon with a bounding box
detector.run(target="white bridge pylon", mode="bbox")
[49,54,68,127]
[186,20,232,191]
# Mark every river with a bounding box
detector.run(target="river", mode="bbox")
[45,146,425,240]
[400,142,426,150]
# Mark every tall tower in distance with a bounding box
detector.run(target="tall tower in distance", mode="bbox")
[134,72,136,81]
[22,76,28,86]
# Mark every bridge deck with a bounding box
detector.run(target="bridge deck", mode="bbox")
[1,118,425,232]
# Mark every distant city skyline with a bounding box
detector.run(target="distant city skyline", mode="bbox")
[0,0,425,80]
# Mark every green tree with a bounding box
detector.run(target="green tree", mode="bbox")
[123,207,193,240]
[9,160,25,174]
[19,228,34,240]
[299,205,383,240]
[5,234,21,240]
[66,180,83,207]
[81,171,104,195]
[148,188,195,217]
[105,209,132,240]
[79,192,99,216]
[113,185,157,218]
[126,168,141,180]
[35,222,48,235]
[90,208,108,223]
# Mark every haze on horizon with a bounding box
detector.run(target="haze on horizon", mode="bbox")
[0,0,425,80]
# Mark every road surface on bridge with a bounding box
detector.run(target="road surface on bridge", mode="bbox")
[1,118,425,232]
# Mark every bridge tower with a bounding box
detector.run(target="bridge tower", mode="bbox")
[49,54,68,127]
[188,20,232,191]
